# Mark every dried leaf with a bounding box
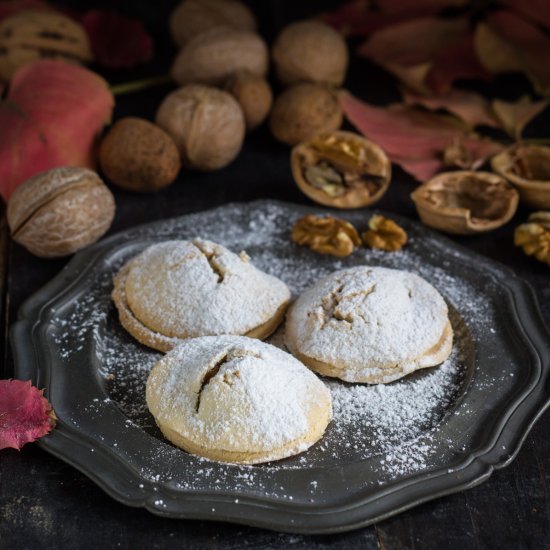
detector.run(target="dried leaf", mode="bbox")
[0,59,114,200]
[340,90,502,181]
[321,0,467,36]
[81,10,153,69]
[403,89,499,128]
[476,11,550,96]
[0,379,56,451]
[496,0,550,32]
[358,16,489,95]
[492,96,550,139]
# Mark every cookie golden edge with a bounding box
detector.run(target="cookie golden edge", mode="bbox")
[112,260,290,352]
[287,321,454,384]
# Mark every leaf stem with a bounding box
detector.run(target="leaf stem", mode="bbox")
[110,75,172,95]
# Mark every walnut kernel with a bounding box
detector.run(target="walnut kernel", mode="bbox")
[514,211,550,266]
[291,214,360,257]
[362,215,408,252]
[291,131,391,208]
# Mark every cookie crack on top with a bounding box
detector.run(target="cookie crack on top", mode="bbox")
[192,240,226,283]
[320,283,377,326]
[195,348,261,412]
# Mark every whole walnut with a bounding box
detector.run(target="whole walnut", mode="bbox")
[169,0,257,47]
[155,84,245,171]
[0,10,92,80]
[171,28,268,87]
[99,118,181,193]
[7,167,115,258]
[272,20,348,87]
[225,71,272,130]
[270,83,343,146]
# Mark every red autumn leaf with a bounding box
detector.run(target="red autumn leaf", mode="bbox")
[340,90,503,181]
[0,59,114,200]
[403,89,499,128]
[496,0,550,32]
[0,379,56,450]
[0,0,49,22]
[476,10,550,96]
[358,16,489,95]
[81,10,153,69]
[321,0,467,36]
[492,96,550,139]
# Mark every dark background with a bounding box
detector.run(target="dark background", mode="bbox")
[0,1,549,548]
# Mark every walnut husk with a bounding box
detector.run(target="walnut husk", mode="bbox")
[291,214,360,257]
[225,71,272,130]
[514,211,550,266]
[291,130,391,209]
[169,0,257,47]
[7,167,115,258]
[171,28,268,87]
[99,117,181,193]
[272,20,348,87]
[362,215,408,252]
[491,144,550,209]
[270,83,343,146]
[0,10,92,80]
[411,171,519,235]
[156,84,245,171]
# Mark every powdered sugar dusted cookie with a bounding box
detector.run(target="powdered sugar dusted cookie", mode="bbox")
[146,335,333,464]
[285,266,453,384]
[112,239,290,351]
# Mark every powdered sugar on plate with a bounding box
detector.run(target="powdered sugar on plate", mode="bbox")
[48,202,507,495]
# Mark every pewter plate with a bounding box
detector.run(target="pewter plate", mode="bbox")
[11,200,550,534]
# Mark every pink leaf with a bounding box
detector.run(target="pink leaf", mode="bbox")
[358,16,488,94]
[0,380,56,451]
[81,10,153,69]
[340,90,503,181]
[0,59,114,200]
[496,0,550,32]
[484,10,550,96]
[403,89,499,128]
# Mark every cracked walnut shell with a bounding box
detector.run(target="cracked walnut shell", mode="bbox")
[411,171,519,235]
[514,211,550,266]
[491,144,550,209]
[291,131,391,209]
[362,215,408,252]
[291,214,360,257]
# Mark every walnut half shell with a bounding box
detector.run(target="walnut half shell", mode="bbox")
[491,144,550,209]
[410,171,519,235]
[291,131,391,209]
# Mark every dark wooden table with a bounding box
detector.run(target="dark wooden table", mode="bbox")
[1,1,549,548]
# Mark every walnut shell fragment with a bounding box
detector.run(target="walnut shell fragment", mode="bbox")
[362,215,408,252]
[491,144,550,209]
[7,167,115,258]
[514,211,550,267]
[291,131,391,209]
[0,10,92,80]
[411,171,519,235]
[291,214,361,257]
